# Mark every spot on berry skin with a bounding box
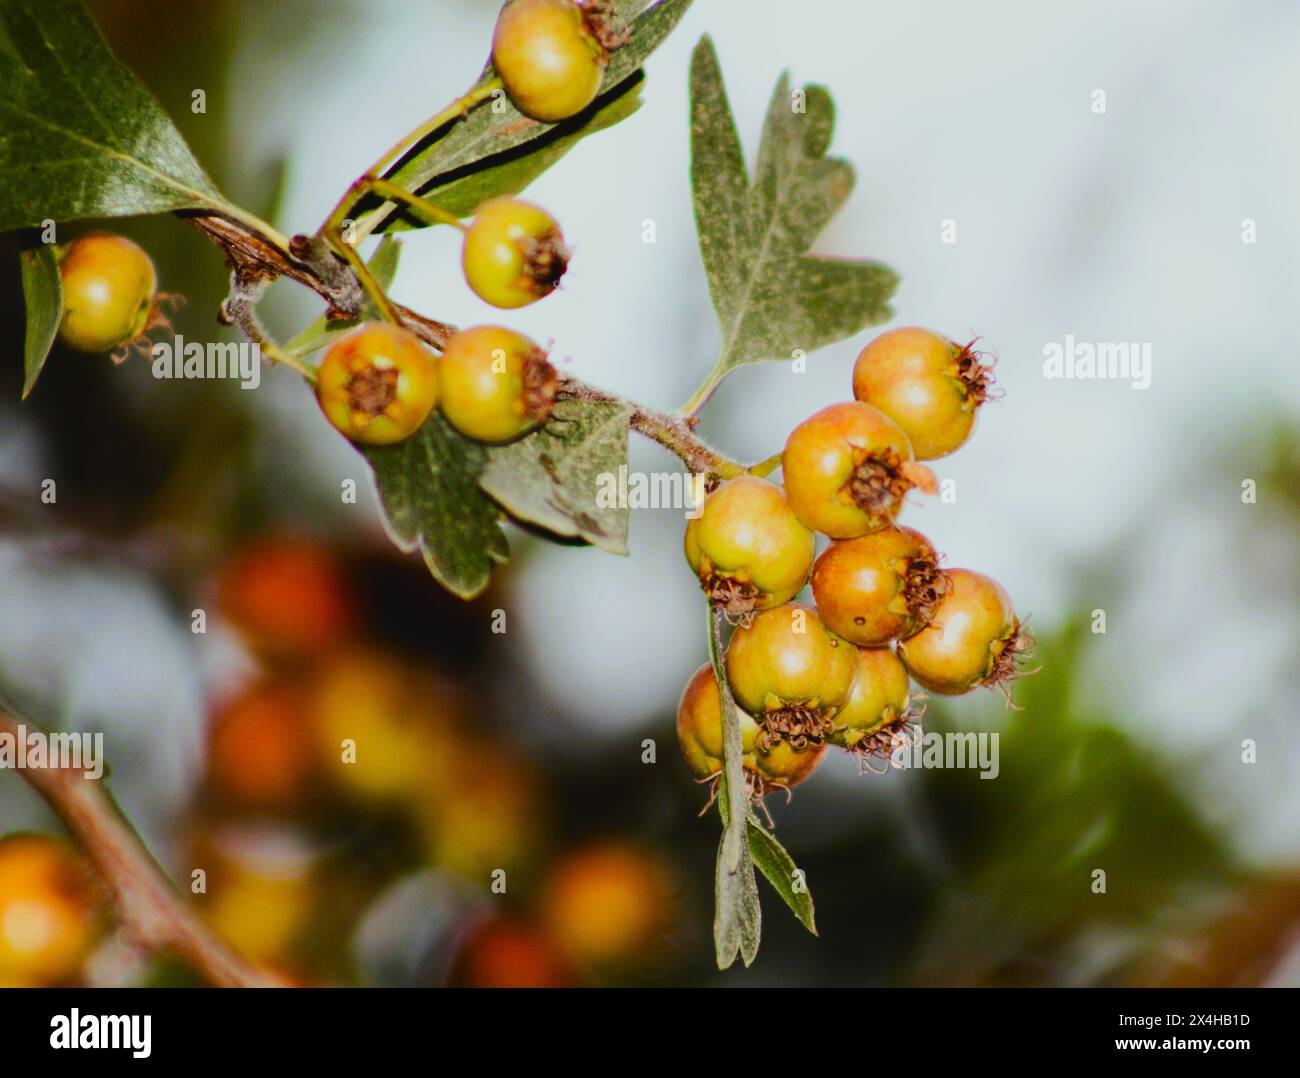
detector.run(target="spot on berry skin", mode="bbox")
[346,364,399,418]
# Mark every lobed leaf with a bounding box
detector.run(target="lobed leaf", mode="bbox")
[686,36,898,401]
[0,0,222,230]
[19,241,60,398]
[364,414,509,601]
[360,0,692,234]
[479,399,633,555]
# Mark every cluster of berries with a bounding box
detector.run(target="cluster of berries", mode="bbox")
[678,327,1033,798]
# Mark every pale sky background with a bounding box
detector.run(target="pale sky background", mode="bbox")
[2,1,1298,867]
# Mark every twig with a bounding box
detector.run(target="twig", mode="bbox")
[0,710,282,988]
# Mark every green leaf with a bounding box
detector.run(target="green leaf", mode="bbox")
[19,242,60,398]
[747,814,816,936]
[376,76,646,230]
[685,36,898,406]
[479,399,632,554]
[708,603,761,968]
[0,0,223,229]
[285,236,402,358]
[360,0,692,235]
[364,413,509,600]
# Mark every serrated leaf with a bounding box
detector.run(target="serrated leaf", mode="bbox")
[364,413,509,600]
[686,36,898,402]
[747,814,816,936]
[479,399,632,554]
[19,242,60,398]
[285,236,402,358]
[359,0,691,235]
[0,0,223,229]
[709,604,761,968]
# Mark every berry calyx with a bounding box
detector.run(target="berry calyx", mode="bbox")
[811,525,948,646]
[492,0,609,123]
[782,401,933,539]
[852,327,995,460]
[896,568,1034,699]
[462,197,570,309]
[437,325,557,443]
[724,603,856,753]
[829,645,919,764]
[56,233,158,354]
[675,663,824,797]
[316,322,438,445]
[0,835,102,987]
[684,476,815,623]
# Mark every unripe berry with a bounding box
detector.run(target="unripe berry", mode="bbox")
[462,197,569,309]
[437,325,558,443]
[852,327,994,460]
[829,645,915,752]
[750,736,826,791]
[897,568,1033,698]
[684,476,815,622]
[0,835,102,987]
[811,525,948,646]
[316,322,438,445]
[56,233,157,353]
[725,603,856,753]
[492,0,609,122]
[782,401,933,539]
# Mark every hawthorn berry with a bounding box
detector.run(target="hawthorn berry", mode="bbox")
[829,645,916,757]
[0,835,102,987]
[852,327,994,460]
[684,476,815,622]
[437,324,557,443]
[316,322,438,445]
[897,568,1033,698]
[725,603,856,753]
[811,524,948,646]
[491,0,609,122]
[782,401,932,539]
[449,917,576,988]
[676,662,760,779]
[56,233,158,354]
[462,197,570,309]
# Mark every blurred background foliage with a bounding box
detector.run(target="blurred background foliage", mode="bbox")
[1,0,1298,986]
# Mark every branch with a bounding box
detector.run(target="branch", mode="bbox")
[186,212,750,481]
[0,710,282,988]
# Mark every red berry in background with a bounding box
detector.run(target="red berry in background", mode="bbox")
[449,917,576,988]
[684,476,815,622]
[725,602,856,753]
[491,0,609,122]
[897,568,1033,698]
[217,535,358,656]
[57,233,158,354]
[829,645,917,761]
[852,326,995,460]
[206,681,318,813]
[782,401,934,539]
[811,525,948,646]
